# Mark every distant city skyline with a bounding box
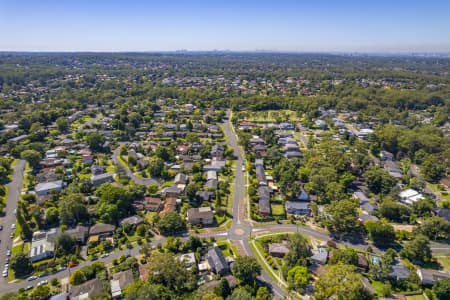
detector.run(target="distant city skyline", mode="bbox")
[1,0,449,53]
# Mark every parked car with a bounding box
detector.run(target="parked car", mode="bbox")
[27,276,38,281]
[25,285,33,290]
[2,271,7,277]
[6,250,10,257]
[0,225,3,230]
[100,253,109,258]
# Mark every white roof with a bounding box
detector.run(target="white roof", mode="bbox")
[399,189,419,199]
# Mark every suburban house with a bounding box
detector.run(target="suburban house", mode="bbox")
[416,267,450,285]
[179,252,197,269]
[389,260,410,280]
[70,278,105,300]
[110,270,136,299]
[432,207,450,222]
[161,186,182,197]
[285,201,310,216]
[398,189,424,205]
[311,246,329,265]
[29,228,61,262]
[88,223,116,242]
[65,225,89,244]
[35,180,64,196]
[174,173,188,185]
[90,165,105,175]
[268,242,290,258]
[207,246,229,275]
[159,197,177,216]
[90,173,114,187]
[120,215,145,227]
[142,197,163,212]
[258,186,271,216]
[380,150,394,161]
[187,207,214,225]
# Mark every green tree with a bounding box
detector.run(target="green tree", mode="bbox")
[416,216,450,240]
[45,206,59,227]
[231,256,261,285]
[284,233,311,268]
[325,199,359,234]
[400,234,432,263]
[329,248,359,266]
[85,132,105,152]
[287,266,309,292]
[55,233,77,256]
[214,278,231,298]
[255,286,273,300]
[147,252,196,292]
[56,117,69,132]
[364,167,397,195]
[227,288,253,300]
[20,149,42,168]
[10,253,33,277]
[156,211,185,235]
[29,284,51,300]
[314,263,372,300]
[433,279,450,300]
[421,155,445,182]
[148,158,165,178]
[364,220,395,246]
[70,270,86,285]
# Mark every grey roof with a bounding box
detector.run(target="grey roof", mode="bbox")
[49,293,67,300]
[389,260,410,280]
[433,208,450,221]
[358,214,379,222]
[71,278,104,300]
[120,215,144,226]
[258,187,271,215]
[89,223,116,236]
[311,251,328,264]
[35,180,63,193]
[207,246,229,274]
[285,201,310,215]
[205,179,218,190]
[354,191,369,203]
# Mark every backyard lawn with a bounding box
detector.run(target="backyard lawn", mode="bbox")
[271,204,285,216]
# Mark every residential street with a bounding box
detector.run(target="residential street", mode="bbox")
[0,160,25,286]
[0,119,449,298]
[112,143,160,186]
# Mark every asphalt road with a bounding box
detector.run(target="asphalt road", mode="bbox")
[112,143,160,186]
[0,160,25,286]
[1,116,449,297]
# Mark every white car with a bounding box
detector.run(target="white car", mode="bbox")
[10,224,15,230]
[2,271,7,277]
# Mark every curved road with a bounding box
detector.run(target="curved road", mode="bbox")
[112,143,160,186]
[1,116,449,297]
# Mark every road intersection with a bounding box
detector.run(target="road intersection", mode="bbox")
[0,116,449,298]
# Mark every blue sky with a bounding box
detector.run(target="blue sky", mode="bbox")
[1,0,449,52]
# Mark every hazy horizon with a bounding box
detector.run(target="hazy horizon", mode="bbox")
[1,0,450,53]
